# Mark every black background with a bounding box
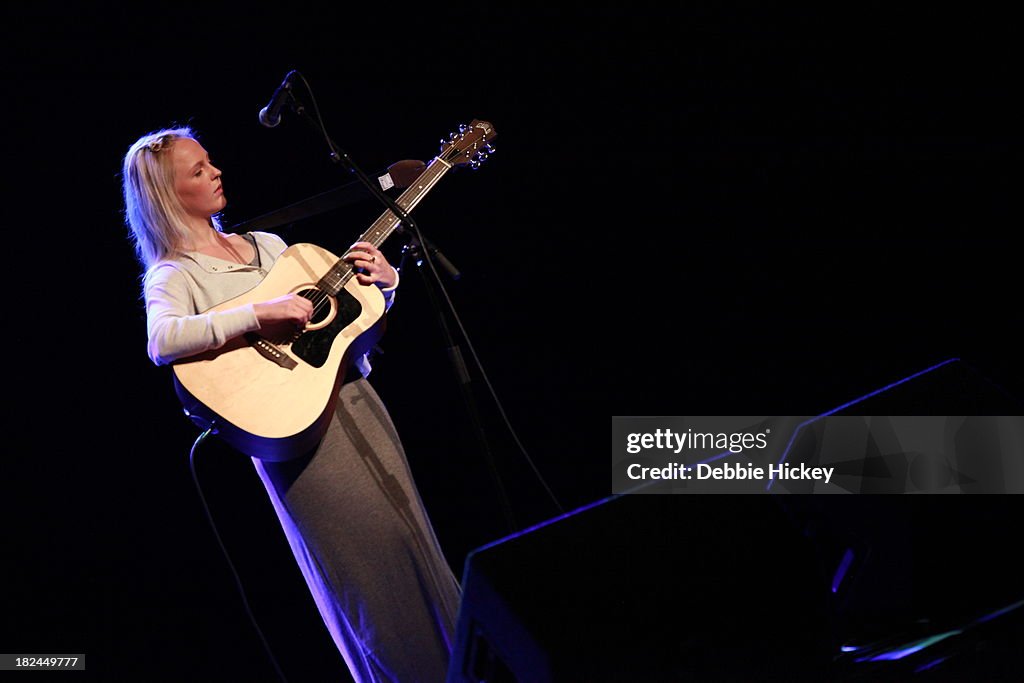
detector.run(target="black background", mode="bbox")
[5,4,1021,681]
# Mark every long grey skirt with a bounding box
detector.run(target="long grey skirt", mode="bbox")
[252,377,461,682]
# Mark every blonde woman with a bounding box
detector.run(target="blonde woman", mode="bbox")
[123,126,460,682]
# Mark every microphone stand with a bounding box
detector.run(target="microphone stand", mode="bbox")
[282,86,518,534]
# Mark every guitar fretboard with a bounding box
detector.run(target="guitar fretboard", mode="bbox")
[317,157,452,295]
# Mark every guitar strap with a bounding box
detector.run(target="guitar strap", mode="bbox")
[242,232,262,269]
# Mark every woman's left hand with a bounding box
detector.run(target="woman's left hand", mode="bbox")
[345,241,397,289]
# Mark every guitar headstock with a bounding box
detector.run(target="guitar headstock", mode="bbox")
[439,119,497,170]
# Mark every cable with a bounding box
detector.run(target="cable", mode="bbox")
[293,72,336,164]
[411,223,566,514]
[289,73,565,513]
[188,427,290,683]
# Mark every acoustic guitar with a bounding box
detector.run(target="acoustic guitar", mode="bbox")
[172,120,496,460]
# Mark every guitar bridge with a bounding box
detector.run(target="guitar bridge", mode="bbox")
[244,333,298,369]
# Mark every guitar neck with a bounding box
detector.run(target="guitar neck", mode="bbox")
[318,157,453,296]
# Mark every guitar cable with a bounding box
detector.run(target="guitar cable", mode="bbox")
[189,426,291,683]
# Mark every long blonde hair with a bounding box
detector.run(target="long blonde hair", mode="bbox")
[122,126,222,269]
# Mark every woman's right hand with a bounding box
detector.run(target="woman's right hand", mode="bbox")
[253,294,314,329]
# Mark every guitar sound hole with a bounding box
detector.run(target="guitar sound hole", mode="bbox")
[290,287,363,368]
[297,287,332,325]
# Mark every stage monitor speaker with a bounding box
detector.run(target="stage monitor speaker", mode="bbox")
[447,360,1023,681]
[446,494,833,682]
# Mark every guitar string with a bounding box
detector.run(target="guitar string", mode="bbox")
[260,128,481,339]
[299,127,483,320]
[300,216,402,316]
[296,158,452,324]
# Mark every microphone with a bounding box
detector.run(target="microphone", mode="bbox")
[259,71,297,128]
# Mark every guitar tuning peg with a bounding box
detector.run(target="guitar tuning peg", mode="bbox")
[458,124,468,133]
[448,131,459,142]
[484,143,496,154]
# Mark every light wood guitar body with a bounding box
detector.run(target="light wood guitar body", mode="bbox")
[173,243,386,460]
